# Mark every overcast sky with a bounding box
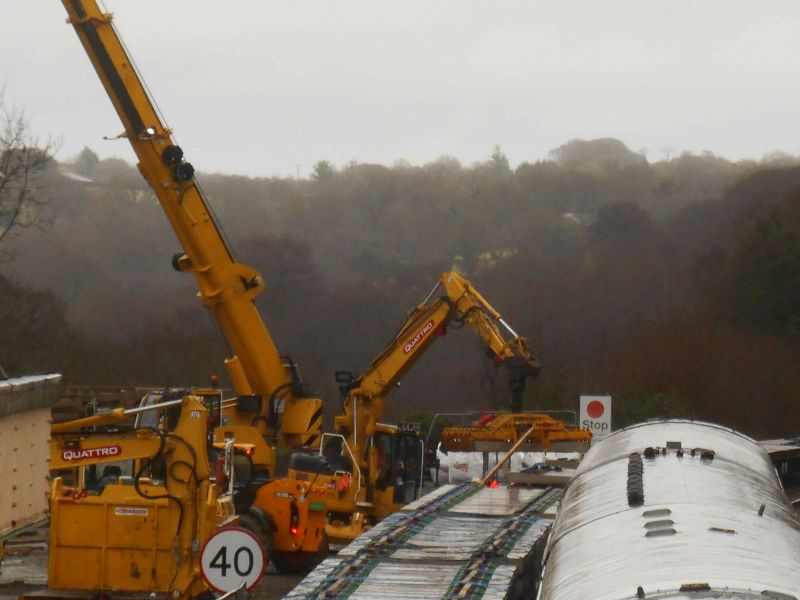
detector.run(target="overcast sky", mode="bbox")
[4,1,800,177]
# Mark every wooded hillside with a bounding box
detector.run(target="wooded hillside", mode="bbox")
[3,139,799,436]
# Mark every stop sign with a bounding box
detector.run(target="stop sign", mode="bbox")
[580,395,612,439]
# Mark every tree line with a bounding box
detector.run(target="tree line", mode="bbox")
[2,137,800,437]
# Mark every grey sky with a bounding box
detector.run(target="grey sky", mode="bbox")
[4,1,800,177]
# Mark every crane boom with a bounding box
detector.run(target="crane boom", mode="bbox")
[62,1,321,446]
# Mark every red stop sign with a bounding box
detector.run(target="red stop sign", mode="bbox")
[587,400,605,419]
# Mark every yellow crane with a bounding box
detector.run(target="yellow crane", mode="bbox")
[60,0,322,456]
[60,0,327,571]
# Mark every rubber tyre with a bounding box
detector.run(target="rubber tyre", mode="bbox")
[238,512,273,573]
[271,535,329,574]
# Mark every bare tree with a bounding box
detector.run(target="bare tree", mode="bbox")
[0,89,55,248]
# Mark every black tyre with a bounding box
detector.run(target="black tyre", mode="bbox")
[238,512,273,573]
[271,535,329,574]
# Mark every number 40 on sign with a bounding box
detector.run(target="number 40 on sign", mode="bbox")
[200,527,266,592]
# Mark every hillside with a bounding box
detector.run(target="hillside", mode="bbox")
[3,139,800,435]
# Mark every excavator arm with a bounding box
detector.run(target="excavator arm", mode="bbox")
[61,1,321,448]
[336,271,539,445]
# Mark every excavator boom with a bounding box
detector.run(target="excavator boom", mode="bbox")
[337,271,539,444]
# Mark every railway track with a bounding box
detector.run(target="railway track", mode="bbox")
[287,483,560,599]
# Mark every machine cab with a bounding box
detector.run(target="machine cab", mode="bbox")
[373,423,423,505]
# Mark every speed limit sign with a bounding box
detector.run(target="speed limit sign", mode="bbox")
[200,527,266,592]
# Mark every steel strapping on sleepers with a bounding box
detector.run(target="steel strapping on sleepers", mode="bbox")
[289,484,558,599]
[294,483,480,599]
[443,487,559,599]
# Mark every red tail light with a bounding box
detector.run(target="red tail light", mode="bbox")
[290,501,300,536]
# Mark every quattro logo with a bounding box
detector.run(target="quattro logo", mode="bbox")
[404,320,435,354]
[61,445,122,462]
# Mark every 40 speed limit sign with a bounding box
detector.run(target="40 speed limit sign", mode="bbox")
[200,527,266,592]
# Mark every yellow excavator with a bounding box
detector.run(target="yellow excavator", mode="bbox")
[289,271,541,544]
[27,394,236,600]
[60,0,326,570]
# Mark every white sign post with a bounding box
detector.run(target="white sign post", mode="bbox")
[580,395,612,440]
[200,527,266,593]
